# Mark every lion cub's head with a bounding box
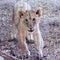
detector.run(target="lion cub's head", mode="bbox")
[17,7,42,32]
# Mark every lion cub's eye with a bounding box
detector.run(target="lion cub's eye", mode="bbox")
[20,13,23,17]
[25,19,28,22]
[33,18,36,21]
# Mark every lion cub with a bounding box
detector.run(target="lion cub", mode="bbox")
[12,0,44,58]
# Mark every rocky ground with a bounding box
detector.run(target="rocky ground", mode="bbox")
[0,0,60,60]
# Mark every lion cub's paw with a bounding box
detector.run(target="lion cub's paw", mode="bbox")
[20,51,30,59]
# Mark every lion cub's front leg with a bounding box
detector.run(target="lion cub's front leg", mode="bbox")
[34,25,44,57]
[17,26,30,58]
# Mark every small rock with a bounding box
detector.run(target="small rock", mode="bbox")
[0,56,4,60]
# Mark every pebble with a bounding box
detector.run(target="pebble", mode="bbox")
[0,56,4,60]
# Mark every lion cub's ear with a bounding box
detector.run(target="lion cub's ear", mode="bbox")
[17,10,26,18]
[33,7,43,17]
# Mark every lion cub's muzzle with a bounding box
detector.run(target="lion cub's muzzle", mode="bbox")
[28,28,34,32]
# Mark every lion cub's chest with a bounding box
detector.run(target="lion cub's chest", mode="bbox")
[26,32,34,40]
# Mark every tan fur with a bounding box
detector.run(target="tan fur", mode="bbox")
[12,0,44,57]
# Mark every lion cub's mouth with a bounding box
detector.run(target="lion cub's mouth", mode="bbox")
[28,29,34,32]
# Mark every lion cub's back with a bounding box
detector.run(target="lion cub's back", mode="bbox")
[14,1,31,11]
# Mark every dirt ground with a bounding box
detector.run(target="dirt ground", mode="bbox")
[0,0,60,60]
